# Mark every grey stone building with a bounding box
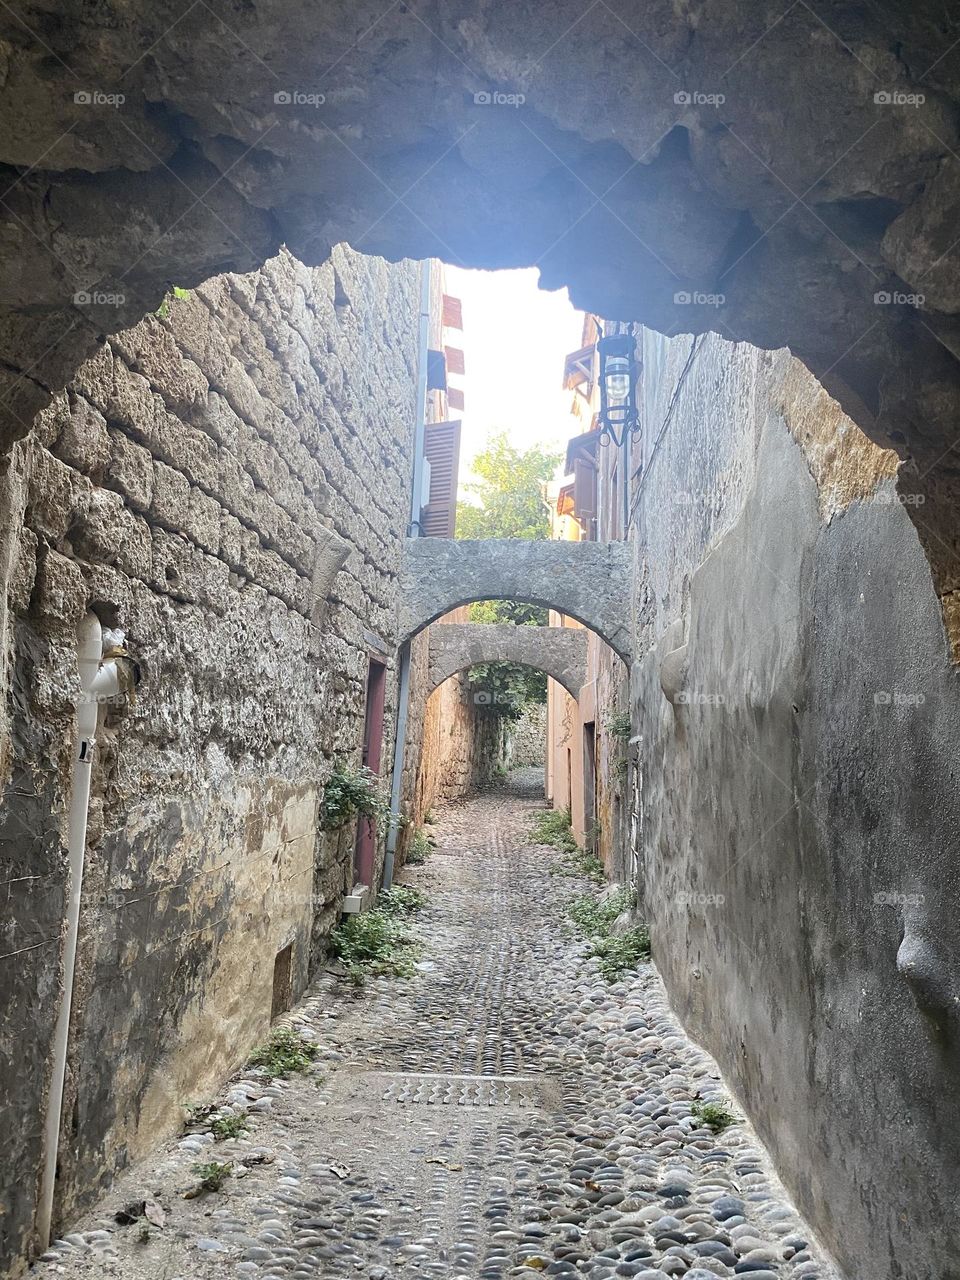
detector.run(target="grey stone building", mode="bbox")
[0,246,464,1272]
[554,324,960,1280]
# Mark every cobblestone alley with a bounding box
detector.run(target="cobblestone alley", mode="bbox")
[37,776,838,1280]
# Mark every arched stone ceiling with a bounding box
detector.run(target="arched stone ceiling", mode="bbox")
[2,1,960,598]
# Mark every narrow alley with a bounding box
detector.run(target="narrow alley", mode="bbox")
[41,776,835,1280]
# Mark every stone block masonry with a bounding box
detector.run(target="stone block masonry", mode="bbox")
[0,246,423,1274]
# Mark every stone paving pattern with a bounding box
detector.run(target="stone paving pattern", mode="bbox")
[40,778,841,1280]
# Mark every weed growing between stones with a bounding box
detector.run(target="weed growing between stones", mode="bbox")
[554,845,607,884]
[692,1099,738,1133]
[191,1160,231,1192]
[320,763,392,831]
[247,1027,319,1078]
[590,927,652,981]
[183,1101,217,1129]
[330,887,426,985]
[210,1111,248,1140]
[568,886,651,981]
[568,887,636,933]
[606,710,632,738]
[155,285,191,319]
[404,827,433,864]
[531,807,580,854]
[378,886,427,915]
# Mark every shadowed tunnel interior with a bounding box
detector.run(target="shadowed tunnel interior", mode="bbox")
[2,1,960,632]
[2,6,960,1280]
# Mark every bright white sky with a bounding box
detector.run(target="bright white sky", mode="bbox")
[444,265,585,484]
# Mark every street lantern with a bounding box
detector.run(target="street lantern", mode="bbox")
[597,332,639,448]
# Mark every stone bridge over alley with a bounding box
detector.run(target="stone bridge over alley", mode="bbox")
[427,622,589,698]
[399,539,635,663]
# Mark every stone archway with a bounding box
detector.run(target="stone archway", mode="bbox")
[427,622,590,698]
[400,538,635,662]
[2,2,960,603]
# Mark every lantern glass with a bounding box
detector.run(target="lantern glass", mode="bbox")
[604,356,631,402]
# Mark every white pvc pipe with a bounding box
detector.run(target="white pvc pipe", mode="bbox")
[37,613,121,1250]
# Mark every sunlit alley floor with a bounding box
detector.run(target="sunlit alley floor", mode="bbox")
[39,774,839,1280]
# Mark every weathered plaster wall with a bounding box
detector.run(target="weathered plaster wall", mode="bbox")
[542,608,630,869]
[547,684,582,834]
[0,245,421,1271]
[633,332,960,1280]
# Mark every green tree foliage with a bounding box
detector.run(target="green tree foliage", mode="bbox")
[468,598,546,627]
[456,433,561,629]
[467,661,547,715]
[456,432,559,542]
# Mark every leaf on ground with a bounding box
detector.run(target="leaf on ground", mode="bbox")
[330,1163,350,1179]
[143,1199,166,1227]
[425,1157,463,1170]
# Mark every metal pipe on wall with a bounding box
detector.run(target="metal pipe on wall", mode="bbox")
[383,260,432,890]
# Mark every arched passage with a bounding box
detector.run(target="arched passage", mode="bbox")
[427,622,590,699]
[400,538,635,663]
[1,3,960,598]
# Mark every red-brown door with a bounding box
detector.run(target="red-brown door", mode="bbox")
[354,659,387,886]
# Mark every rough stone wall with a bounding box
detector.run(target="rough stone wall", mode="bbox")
[506,702,546,768]
[410,677,506,827]
[631,330,960,1280]
[0,245,421,1272]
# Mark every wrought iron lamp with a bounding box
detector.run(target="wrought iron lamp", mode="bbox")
[597,332,640,448]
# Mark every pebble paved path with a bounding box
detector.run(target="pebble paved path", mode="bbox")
[40,777,840,1280]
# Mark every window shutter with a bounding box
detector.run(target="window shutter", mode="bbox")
[442,294,463,329]
[420,420,462,538]
[447,387,465,411]
[563,344,596,390]
[444,346,465,376]
[426,349,447,391]
[573,457,597,522]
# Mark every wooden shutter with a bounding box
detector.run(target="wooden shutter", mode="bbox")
[563,344,596,389]
[420,420,462,538]
[573,457,597,522]
[444,346,465,376]
[447,387,465,411]
[426,349,447,391]
[442,294,463,329]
